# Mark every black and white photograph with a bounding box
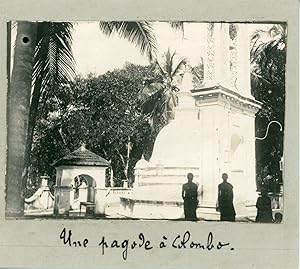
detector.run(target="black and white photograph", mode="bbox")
[6,21,286,223]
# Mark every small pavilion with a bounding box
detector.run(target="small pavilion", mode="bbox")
[53,144,110,216]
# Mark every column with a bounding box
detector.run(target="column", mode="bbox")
[40,175,50,187]
[53,186,72,215]
[214,23,231,87]
[204,23,215,83]
[78,183,88,202]
[204,23,232,88]
[236,23,252,98]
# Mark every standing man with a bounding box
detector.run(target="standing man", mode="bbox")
[255,189,273,223]
[182,173,198,220]
[217,173,236,221]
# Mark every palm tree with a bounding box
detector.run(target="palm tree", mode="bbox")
[98,21,158,62]
[6,21,159,217]
[25,22,76,183]
[7,22,38,217]
[140,49,187,126]
[250,24,286,87]
[138,49,187,159]
[250,24,287,192]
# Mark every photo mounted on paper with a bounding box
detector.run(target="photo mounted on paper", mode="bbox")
[6,21,286,223]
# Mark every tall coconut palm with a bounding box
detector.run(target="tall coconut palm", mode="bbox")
[138,49,187,159]
[24,22,76,183]
[6,22,38,217]
[250,23,287,192]
[6,21,159,217]
[140,49,187,127]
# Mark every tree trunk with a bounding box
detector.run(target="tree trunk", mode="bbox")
[22,77,43,186]
[6,22,37,218]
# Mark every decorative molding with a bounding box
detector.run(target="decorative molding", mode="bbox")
[206,23,215,81]
[191,85,262,113]
[229,23,238,88]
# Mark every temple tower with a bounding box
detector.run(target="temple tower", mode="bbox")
[132,23,261,219]
[192,23,261,208]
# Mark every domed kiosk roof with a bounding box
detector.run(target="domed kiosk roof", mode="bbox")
[53,144,110,167]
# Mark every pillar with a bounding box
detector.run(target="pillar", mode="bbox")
[78,184,88,202]
[236,23,252,98]
[204,23,231,87]
[40,175,49,187]
[53,186,72,215]
[94,188,108,216]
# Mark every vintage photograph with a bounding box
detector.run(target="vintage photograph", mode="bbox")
[6,21,286,222]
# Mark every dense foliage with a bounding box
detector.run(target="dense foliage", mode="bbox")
[8,21,160,214]
[25,63,159,196]
[251,24,286,193]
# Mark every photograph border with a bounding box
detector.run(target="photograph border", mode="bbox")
[0,0,298,268]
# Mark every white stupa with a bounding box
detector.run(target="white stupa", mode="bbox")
[121,23,262,220]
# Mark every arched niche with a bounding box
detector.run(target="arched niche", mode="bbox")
[71,174,96,203]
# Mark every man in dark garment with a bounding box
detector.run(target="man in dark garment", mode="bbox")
[217,173,236,221]
[255,189,273,223]
[182,173,198,220]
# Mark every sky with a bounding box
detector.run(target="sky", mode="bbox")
[72,21,207,76]
[72,22,148,75]
[71,21,274,77]
[11,22,275,77]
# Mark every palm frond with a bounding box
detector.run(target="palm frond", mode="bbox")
[168,50,177,77]
[251,39,282,69]
[251,23,286,89]
[154,60,166,77]
[99,21,157,62]
[169,90,178,107]
[251,69,272,85]
[140,48,187,132]
[98,22,114,36]
[251,38,285,81]
[141,88,164,115]
[169,22,184,32]
[32,22,76,94]
[141,85,178,126]
[162,49,172,76]
[169,21,184,39]
[191,64,204,82]
[153,93,170,121]
[138,82,164,102]
[251,24,287,64]
[171,58,187,78]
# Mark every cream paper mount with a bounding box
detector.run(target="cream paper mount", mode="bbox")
[0,0,298,268]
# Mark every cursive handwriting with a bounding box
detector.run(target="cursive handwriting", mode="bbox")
[99,232,153,260]
[172,231,233,250]
[60,228,89,247]
[59,228,234,260]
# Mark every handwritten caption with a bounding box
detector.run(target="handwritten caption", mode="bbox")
[59,228,234,260]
